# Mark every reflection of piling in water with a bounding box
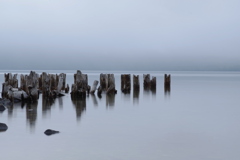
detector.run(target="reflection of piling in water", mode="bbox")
[91,94,98,106]
[42,96,55,115]
[71,96,86,120]
[26,101,38,128]
[58,97,63,109]
[106,94,115,107]
[164,74,171,95]
[133,86,140,103]
[121,74,131,93]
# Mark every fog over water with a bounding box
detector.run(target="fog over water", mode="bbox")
[0,0,239,71]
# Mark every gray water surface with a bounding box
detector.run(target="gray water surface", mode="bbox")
[1,70,240,160]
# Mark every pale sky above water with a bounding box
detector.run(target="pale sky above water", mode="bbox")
[0,0,239,71]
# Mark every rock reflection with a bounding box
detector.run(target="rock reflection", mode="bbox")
[91,94,98,107]
[71,97,86,121]
[26,101,38,130]
[106,94,115,108]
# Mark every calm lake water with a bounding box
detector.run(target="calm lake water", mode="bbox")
[1,70,240,160]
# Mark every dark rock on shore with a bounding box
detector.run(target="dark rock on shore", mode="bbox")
[44,129,60,136]
[0,123,8,131]
[0,105,6,111]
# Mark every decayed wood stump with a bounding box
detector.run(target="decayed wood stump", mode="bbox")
[41,72,66,98]
[133,75,140,90]
[65,84,69,93]
[98,73,117,95]
[143,74,151,89]
[90,80,99,94]
[151,76,156,88]
[71,70,88,98]
[41,72,50,97]
[19,71,38,101]
[100,73,108,91]
[164,74,171,93]
[143,74,156,90]
[2,73,18,99]
[106,74,117,94]
[121,74,131,93]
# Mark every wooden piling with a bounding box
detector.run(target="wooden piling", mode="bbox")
[90,80,99,94]
[99,73,117,95]
[133,75,140,90]
[100,73,108,91]
[151,76,156,88]
[71,70,88,98]
[143,74,151,89]
[106,74,117,94]
[121,74,131,93]
[164,74,171,93]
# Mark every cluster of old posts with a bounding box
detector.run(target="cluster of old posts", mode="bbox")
[2,71,68,103]
[1,70,171,106]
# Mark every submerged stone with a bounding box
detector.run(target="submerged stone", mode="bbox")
[44,129,60,136]
[0,123,8,131]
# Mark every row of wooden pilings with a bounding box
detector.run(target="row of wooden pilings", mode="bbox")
[1,70,171,103]
[2,71,69,102]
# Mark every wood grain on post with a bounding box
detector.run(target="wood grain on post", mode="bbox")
[121,74,131,93]
[164,74,171,93]
[133,75,139,89]
[90,80,99,94]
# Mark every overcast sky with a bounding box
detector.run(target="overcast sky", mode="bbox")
[0,0,239,71]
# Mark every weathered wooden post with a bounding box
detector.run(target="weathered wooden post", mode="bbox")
[50,74,57,92]
[38,74,43,91]
[57,73,66,93]
[97,86,102,98]
[106,74,117,94]
[164,74,171,93]
[133,75,140,89]
[121,74,131,93]
[100,73,108,91]
[65,84,69,93]
[26,71,39,101]
[98,73,117,95]
[4,73,18,88]
[151,76,156,94]
[41,72,50,97]
[133,74,140,102]
[90,80,99,94]
[143,74,151,89]
[2,73,18,99]
[71,70,88,98]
